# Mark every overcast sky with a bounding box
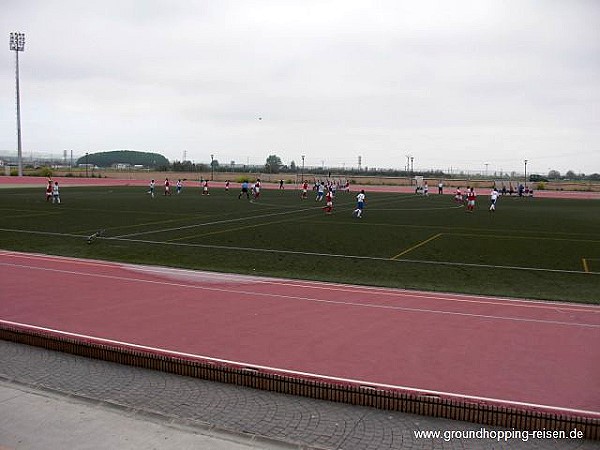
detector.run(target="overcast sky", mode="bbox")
[2,0,599,174]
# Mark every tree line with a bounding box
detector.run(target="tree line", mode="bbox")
[76,151,599,181]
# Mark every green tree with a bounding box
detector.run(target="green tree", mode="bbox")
[547,170,561,179]
[290,160,296,171]
[265,154,282,173]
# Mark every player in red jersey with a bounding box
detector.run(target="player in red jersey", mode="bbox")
[454,187,462,204]
[45,179,53,202]
[323,189,334,214]
[301,181,308,199]
[466,187,477,212]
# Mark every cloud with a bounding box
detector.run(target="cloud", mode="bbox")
[1,0,599,173]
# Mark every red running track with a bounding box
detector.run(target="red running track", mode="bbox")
[1,175,599,199]
[1,250,599,417]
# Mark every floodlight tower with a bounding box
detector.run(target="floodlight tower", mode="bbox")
[10,32,25,177]
[524,159,528,187]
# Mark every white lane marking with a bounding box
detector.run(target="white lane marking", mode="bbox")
[1,319,598,418]
[2,262,599,329]
[1,250,599,313]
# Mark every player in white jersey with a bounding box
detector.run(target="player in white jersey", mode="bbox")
[52,181,61,204]
[489,188,499,212]
[352,190,366,218]
[148,179,155,198]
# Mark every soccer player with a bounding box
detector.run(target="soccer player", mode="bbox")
[489,187,499,212]
[202,180,210,195]
[279,179,284,190]
[45,179,53,202]
[352,189,366,218]
[52,181,61,204]
[454,187,462,204]
[438,181,443,195]
[323,189,334,214]
[315,182,325,201]
[253,179,261,200]
[148,179,155,198]
[423,182,429,196]
[176,179,183,194]
[225,180,230,192]
[238,180,250,199]
[466,187,477,212]
[164,178,171,196]
[301,181,308,199]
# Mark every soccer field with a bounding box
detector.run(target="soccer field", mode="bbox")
[1,185,599,303]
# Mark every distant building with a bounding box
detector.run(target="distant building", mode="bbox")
[114,163,132,170]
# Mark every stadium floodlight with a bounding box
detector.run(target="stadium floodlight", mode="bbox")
[301,155,305,183]
[9,32,25,51]
[524,159,528,187]
[10,32,25,177]
[211,154,214,181]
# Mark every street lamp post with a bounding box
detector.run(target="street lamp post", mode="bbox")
[86,152,89,178]
[10,32,25,177]
[524,159,528,187]
[301,155,305,185]
[210,154,214,181]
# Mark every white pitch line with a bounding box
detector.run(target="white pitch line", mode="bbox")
[101,235,600,276]
[2,262,599,329]
[1,319,598,418]
[0,228,85,238]
[0,228,598,276]
[2,250,598,313]
[114,203,324,238]
[369,205,463,211]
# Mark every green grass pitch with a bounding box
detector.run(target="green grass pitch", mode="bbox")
[1,185,599,304]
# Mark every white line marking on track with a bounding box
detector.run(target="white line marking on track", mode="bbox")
[1,319,598,417]
[1,250,599,313]
[2,261,599,328]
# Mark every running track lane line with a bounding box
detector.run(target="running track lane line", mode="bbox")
[2,319,599,418]
[1,250,598,314]
[1,261,598,329]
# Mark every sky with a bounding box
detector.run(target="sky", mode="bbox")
[1,0,599,175]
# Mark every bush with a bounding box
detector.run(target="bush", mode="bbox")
[536,182,546,190]
[40,167,53,178]
[236,176,250,183]
[24,166,53,177]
